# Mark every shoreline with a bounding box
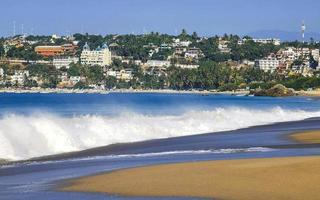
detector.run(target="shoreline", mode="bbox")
[2,119,320,166]
[61,156,320,200]
[0,88,319,97]
[0,88,249,95]
[59,128,320,199]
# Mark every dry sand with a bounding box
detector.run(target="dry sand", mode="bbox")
[291,130,320,144]
[62,156,320,200]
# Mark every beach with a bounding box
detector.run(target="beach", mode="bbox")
[291,130,320,144]
[61,128,320,200]
[62,156,320,200]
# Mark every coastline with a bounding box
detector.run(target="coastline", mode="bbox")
[0,88,319,97]
[0,88,250,95]
[60,128,320,200]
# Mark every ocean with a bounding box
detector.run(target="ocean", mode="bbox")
[1,93,320,200]
[0,93,320,161]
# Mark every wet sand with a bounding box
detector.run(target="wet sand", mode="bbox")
[291,130,320,144]
[62,156,320,200]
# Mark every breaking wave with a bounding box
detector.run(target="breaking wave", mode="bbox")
[0,107,319,160]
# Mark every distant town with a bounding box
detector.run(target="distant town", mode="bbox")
[0,29,320,93]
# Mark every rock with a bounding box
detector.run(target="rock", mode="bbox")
[252,84,295,97]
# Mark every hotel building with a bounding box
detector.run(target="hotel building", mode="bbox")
[255,57,280,72]
[80,43,112,66]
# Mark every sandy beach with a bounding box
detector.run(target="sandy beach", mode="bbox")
[291,130,320,144]
[62,156,320,200]
[297,90,320,97]
[61,129,320,200]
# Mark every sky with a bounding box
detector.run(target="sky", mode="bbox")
[1,0,320,37]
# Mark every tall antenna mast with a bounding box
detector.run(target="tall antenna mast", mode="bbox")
[13,21,16,37]
[21,24,24,36]
[301,21,306,43]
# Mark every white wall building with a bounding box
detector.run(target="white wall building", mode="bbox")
[81,43,112,66]
[146,60,171,68]
[53,57,79,69]
[255,57,279,72]
[10,70,29,85]
[240,38,281,46]
[172,39,191,47]
[175,64,199,69]
[0,68,4,77]
[185,48,202,59]
[311,49,320,61]
[107,69,133,81]
[70,76,81,84]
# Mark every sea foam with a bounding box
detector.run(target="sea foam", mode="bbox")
[0,107,319,160]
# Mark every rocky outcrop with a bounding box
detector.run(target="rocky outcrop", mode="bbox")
[252,84,296,97]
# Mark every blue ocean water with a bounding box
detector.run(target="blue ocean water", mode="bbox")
[0,93,319,116]
[1,93,320,161]
[1,93,320,200]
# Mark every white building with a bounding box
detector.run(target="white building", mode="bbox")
[218,43,231,53]
[53,57,79,69]
[81,43,112,66]
[107,69,133,81]
[59,72,69,82]
[175,64,199,69]
[218,39,231,53]
[146,60,171,68]
[255,57,279,72]
[70,76,82,84]
[118,69,133,81]
[239,38,281,46]
[0,68,4,77]
[172,39,191,47]
[106,70,117,77]
[10,70,29,85]
[311,49,320,61]
[185,48,202,59]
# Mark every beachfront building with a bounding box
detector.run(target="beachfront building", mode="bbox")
[69,76,82,84]
[80,43,112,66]
[106,69,133,81]
[10,70,29,85]
[53,57,79,69]
[255,57,279,72]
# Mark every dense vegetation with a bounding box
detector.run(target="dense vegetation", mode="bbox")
[1,31,320,91]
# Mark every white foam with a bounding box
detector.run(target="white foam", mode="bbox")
[0,107,319,160]
[0,147,275,168]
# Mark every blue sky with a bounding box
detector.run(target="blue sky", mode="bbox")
[1,0,319,37]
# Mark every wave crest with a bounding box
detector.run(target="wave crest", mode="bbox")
[1,107,319,160]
